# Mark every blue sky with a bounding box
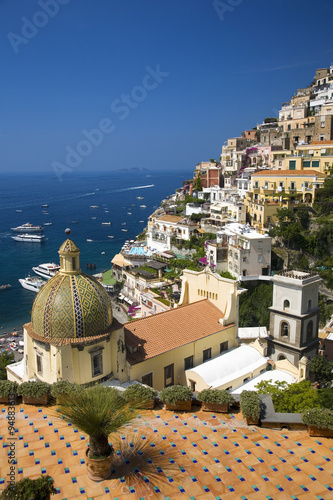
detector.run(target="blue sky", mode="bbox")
[1,0,333,177]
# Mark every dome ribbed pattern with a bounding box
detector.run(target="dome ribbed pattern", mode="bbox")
[31,273,112,339]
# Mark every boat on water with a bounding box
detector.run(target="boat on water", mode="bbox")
[41,204,48,208]
[107,235,114,238]
[90,205,99,209]
[44,222,52,226]
[121,222,127,225]
[16,209,22,212]
[11,222,43,233]
[72,221,79,224]
[139,220,145,223]
[121,229,128,232]
[12,234,45,243]
[91,217,97,220]
[140,205,146,208]
[0,284,11,291]
[102,222,111,225]
[136,196,144,200]
[19,276,45,293]
[87,239,93,242]
[32,263,60,280]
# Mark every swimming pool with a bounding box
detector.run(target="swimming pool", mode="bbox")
[128,246,149,255]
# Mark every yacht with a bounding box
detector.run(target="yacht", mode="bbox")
[140,205,146,208]
[11,223,43,233]
[19,276,45,293]
[101,222,111,225]
[136,196,144,200]
[32,263,60,280]
[90,205,99,209]
[12,234,45,243]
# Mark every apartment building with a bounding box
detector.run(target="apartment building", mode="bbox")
[147,214,198,252]
[200,200,246,232]
[193,161,222,188]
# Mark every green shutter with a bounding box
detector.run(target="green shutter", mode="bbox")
[312,160,320,168]
[303,161,311,168]
[289,160,296,170]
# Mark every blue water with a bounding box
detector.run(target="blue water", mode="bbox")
[0,169,191,333]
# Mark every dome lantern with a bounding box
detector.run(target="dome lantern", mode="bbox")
[58,238,81,275]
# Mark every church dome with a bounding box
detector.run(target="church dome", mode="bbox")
[31,237,112,339]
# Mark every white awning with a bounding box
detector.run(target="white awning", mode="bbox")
[118,293,124,300]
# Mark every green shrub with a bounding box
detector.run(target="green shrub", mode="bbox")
[0,475,56,499]
[159,385,192,404]
[302,408,333,429]
[196,388,234,405]
[240,391,261,420]
[122,384,157,404]
[51,380,82,398]
[17,381,50,398]
[0,380,18,397]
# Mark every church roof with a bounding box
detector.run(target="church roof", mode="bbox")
[125,299,231,365]
[58,238,80,252]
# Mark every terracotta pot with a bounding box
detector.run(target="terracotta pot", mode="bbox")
[308,425,333,437]
[0,396,9,404]
[164,400,191,411]
[22,394,49,405]
[86,447,113,481]
[137,400,155,410]
[202,401,229,413]
[245,416,260,426]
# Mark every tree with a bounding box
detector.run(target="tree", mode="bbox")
[0,475,56,500]
[194,173,202,191]
[0,352,14,380]
[310,355,333,387]
[256,379,321,413]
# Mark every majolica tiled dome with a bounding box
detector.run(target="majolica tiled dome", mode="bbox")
[31,238,112,339]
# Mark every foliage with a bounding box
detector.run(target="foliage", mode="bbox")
[255,379,321,413]
[159,385,192,404]
[0,475,56,500]
[219,270,236,280]
[239,391,261,420]
[239,283,273,328]
[55,385,138,459]
[0,380,18,397]
[17,381,51,398]
[136,231,146,241]
[50,380,82,398]
[263,117,278,123]
[194,173,202,191]
[196,389,234,405]
[310,355,333,387]
[317,388,333,409]
[302,408,333,429]
[122,384,157,406]
[0,352,14,380]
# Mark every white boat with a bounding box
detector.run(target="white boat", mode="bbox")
[140,205,146,208]
[19,276,45,293]
[121,229,128,232]
[102,222,111,225]
[41,204,48,208]
[139,220,145,223]
[90,206,99,209]
[87,239,93,242]
[121,222,126,225]
[136,196,144,200]
[107,236,114,238]
[11,223,43,233]
[91,217,97,220]
[44,222,52,226]
[12,234,45,243]
[32,263,60,280]
[16,209,22,212]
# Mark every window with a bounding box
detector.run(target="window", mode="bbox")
[36,353,43,375]
[184,355,194,371]
[312,160,319,168]
[258,255,263,262]
[91,350,103,377]
[306,320,313,342]
[308,299,312,310]
[254,181,259,188]
[189,380,196,392]
[303,161,310,168]
[289,160,296,170]
[220,341,228,353]
[164,364,174,387]
[290,182,295,190]
[283,299,290,310]
[243,257,247,262]
[203,348,211,363]
[280,322,289,338]
[142,372,153,387]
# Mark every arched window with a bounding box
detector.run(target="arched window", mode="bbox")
[283,299,290,310]
[306,320,313,342]
[278,354,286,361]
[280,321,289,338]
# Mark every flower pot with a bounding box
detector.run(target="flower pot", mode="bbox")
[245,416,260,426]
[201,401,229,413]
[164,400,192,411]
[86,447,113,481]
[0,396,10,404]
[22,394,49,406]
[308,425,333,437]
[137,400,155,410]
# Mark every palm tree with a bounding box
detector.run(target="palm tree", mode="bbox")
[56,385,137,464]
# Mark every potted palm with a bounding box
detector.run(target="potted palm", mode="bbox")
[0,475,56,499]
[0,380,18,404]
[55,385,138,481]
[50,380,82,404]
[240,391,261,425]
[302,408,333,437]
[159,385,192,411]
[122,383,157,409]
[197,388,234,413]
[17,381,51,405]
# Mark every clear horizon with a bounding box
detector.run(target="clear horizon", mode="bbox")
[1,0,333,179]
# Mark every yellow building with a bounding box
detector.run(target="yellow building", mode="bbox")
[287,140,333,173]
[246,169,325,230]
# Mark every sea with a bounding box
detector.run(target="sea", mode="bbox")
[0,169,192,334]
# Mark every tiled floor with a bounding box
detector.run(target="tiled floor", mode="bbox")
[1,403,333,499]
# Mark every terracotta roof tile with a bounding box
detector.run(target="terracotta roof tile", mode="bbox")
[156,215,185,223]
[124,300,232,365]
[309,140,333,145]
[251,169,325,177]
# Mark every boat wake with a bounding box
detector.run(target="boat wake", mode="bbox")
[105,184,155,194]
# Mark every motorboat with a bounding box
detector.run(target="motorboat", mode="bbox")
[19,276,45,293]
[107,235,114,238]
[41,204,48,208]
[136,196,144,200]
[12,234,45,242]
[0,284,11,291]
[44,222,52,226]
[32,263,60,280]
[121,229,128,232]
[90,205,99,209]
[140,205,146,208]
[11,223,43,233]
[87,239,93,242]
[102,222,111,225]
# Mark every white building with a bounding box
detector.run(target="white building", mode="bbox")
[146,214,198,252]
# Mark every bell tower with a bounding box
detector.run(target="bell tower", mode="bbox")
[267,270,321,366]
